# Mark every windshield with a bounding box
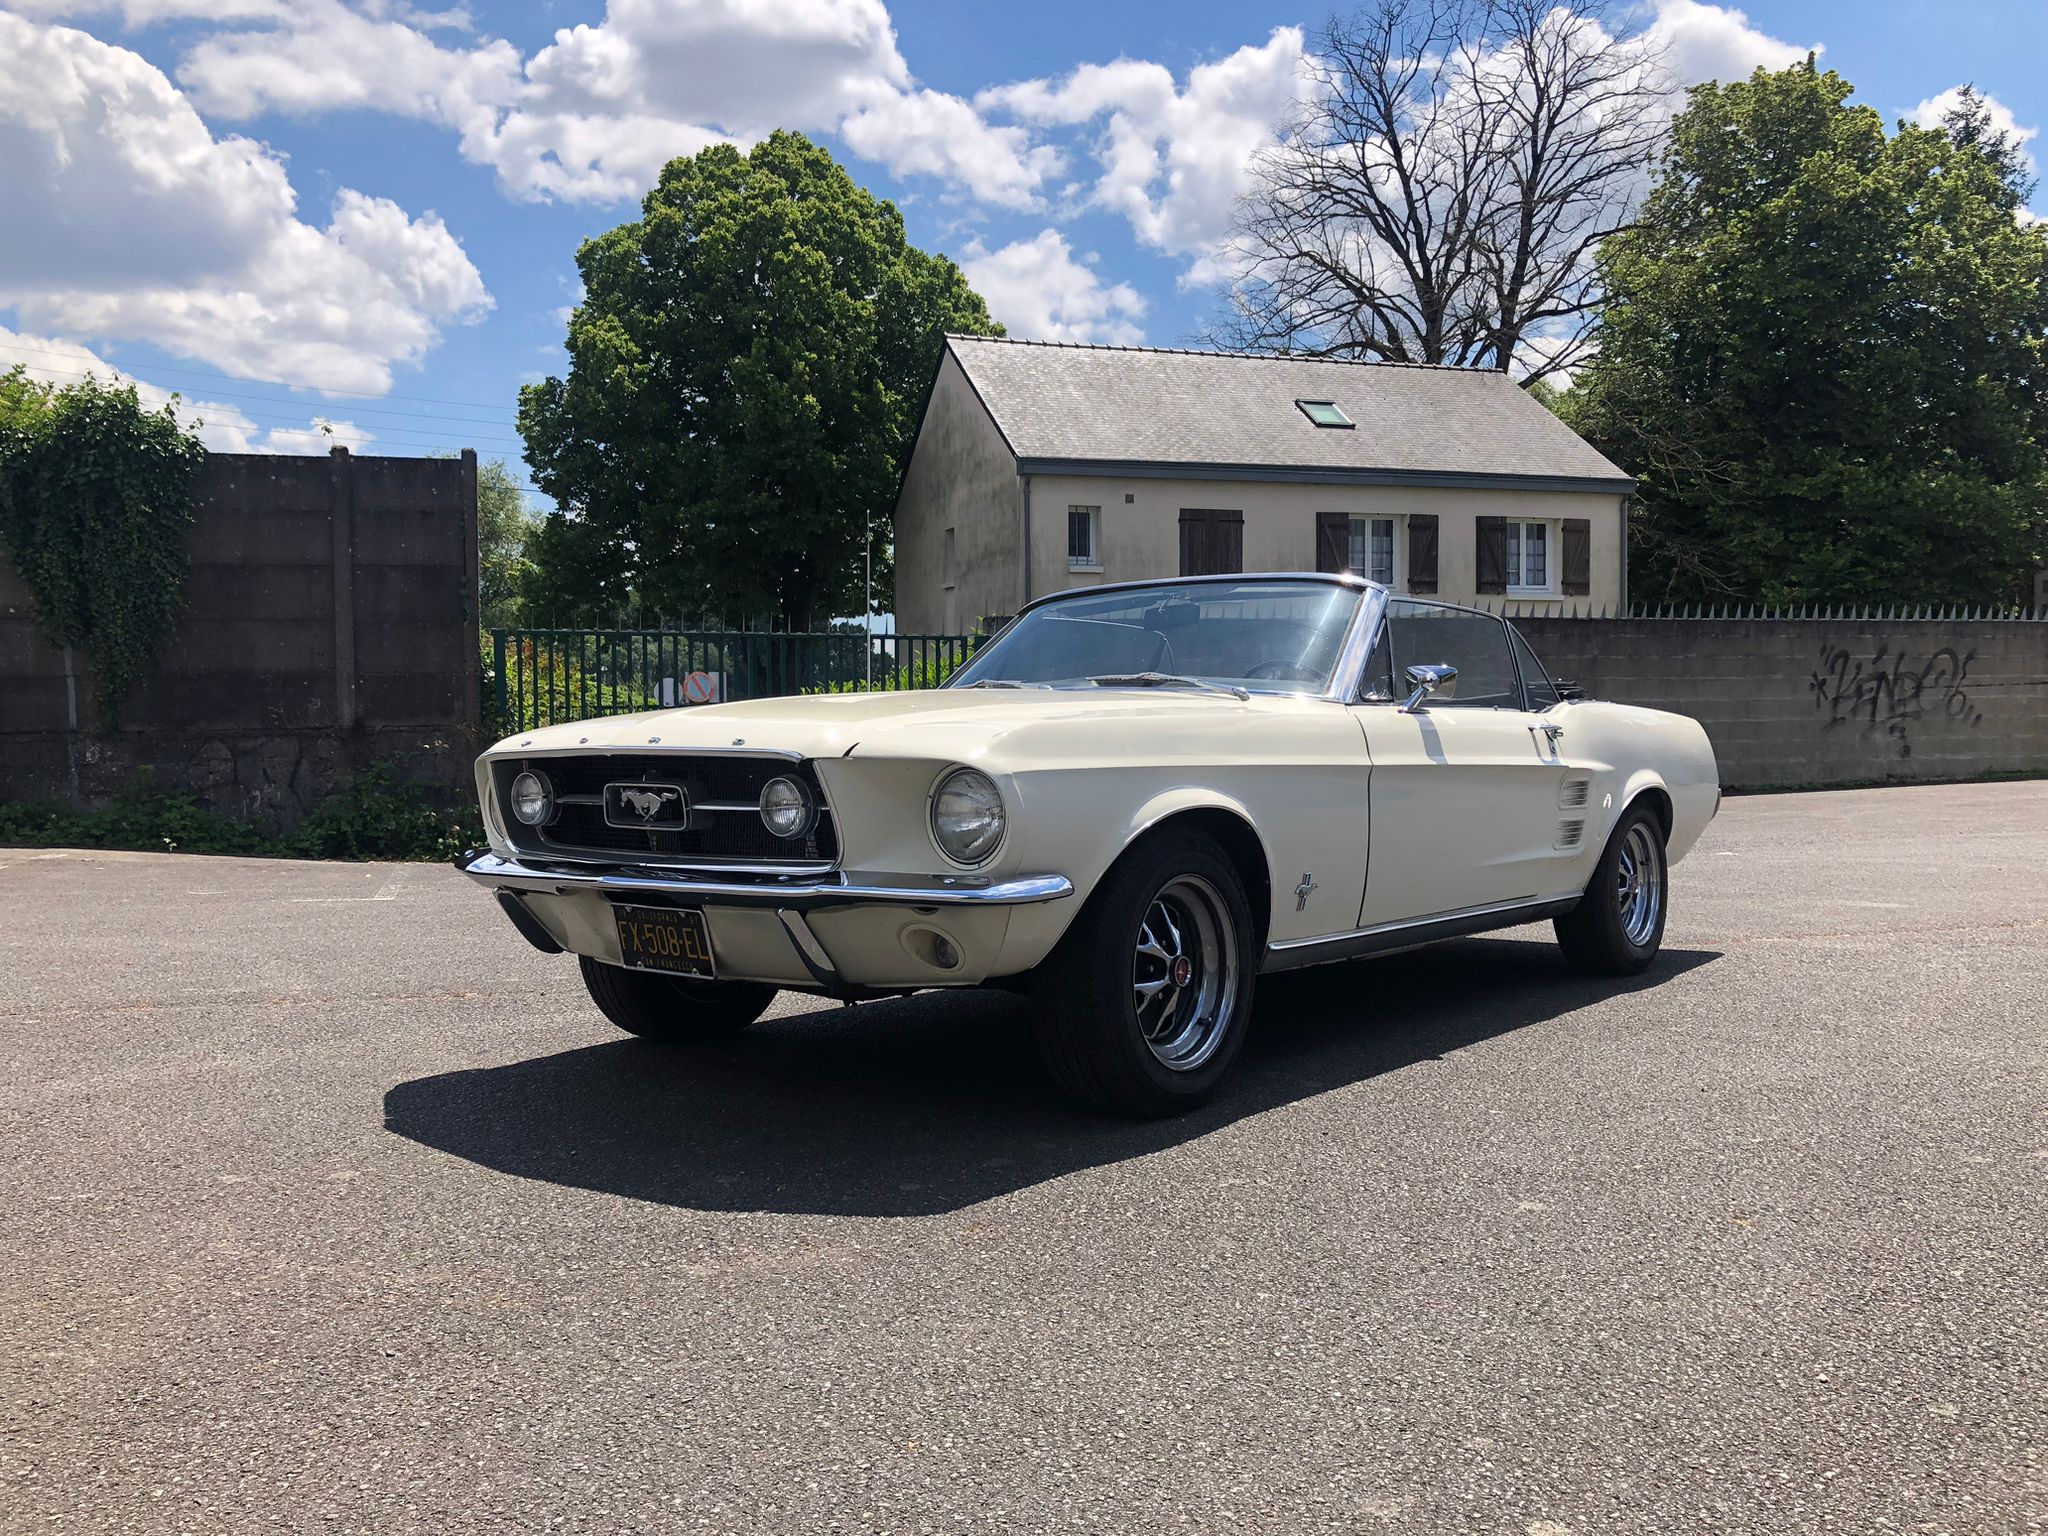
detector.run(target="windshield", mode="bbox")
[949,579,1366,695]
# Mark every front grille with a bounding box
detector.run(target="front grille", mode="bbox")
[496,753,837,866]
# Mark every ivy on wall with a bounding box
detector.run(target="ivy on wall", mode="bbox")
[0,369,206,721]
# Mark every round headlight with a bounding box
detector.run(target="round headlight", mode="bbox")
[758,775,814,839]
[931,767,1005,865]
[509,769,553,827]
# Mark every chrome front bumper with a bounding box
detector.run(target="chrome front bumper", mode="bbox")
[457,849,1074,910]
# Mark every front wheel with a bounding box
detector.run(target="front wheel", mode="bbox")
[1031,830,1259,1117]
[1554,802,1668,975]
[578,956,777,1041]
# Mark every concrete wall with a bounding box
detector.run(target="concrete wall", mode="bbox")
[0,447,480,828]
[1022,474,1627,613]
[893,352,1025,633]
[1512,615,2048,790]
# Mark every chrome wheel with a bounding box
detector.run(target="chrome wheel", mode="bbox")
[1131,874,1240,1072]
[1615,821,1665,947]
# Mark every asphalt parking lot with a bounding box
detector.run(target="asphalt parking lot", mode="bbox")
[3,781,2045,1536]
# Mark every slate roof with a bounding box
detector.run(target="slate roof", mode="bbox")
[943,335,1633,492]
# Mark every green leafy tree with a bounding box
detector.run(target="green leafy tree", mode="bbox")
[475,458,537,629]
[1564,60,2048,607]
[518,131,1000,628]
[0,369,206,717]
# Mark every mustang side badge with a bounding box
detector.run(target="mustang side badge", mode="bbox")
[1295,873,1318,912]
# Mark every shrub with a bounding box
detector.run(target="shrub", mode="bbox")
[0,765,483,862]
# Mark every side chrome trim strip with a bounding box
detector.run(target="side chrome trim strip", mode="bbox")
[1262,890,1584,973]
[460,850,1075,910]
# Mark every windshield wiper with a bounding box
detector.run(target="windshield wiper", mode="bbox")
[963,678,1046,689]
[1087,672,1250,700]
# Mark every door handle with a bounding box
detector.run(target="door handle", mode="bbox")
[1531,722,1565,746]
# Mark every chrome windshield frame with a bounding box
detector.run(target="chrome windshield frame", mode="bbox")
[948,573,1385,703]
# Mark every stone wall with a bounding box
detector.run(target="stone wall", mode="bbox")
[0,448,479,829]
[1512,615,2048,790]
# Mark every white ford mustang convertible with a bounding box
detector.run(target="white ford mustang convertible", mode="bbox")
[461,574,1718,1115]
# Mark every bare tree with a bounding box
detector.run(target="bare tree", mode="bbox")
[1212,0,1667,384]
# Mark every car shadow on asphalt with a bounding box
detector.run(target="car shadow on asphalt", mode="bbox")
[384,936,1719,1218]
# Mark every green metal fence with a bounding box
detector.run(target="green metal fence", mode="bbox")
[488,627,983,733]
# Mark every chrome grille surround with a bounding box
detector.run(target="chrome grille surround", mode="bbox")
[492,750,838,871]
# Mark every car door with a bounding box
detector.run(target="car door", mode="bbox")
[1350,599,1583,929]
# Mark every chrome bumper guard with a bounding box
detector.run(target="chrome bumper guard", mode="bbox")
[458,849,1074,911]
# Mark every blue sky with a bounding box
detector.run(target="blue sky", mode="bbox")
[2,0,2042,502]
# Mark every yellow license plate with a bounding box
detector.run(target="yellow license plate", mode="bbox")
[612,904,715,978]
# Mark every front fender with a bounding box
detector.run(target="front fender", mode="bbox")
[989,783,1274,979]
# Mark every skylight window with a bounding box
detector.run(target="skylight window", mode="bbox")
[1296,399,1354,428]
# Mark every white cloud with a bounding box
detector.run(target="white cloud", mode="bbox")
[981,30,1315,263]
[5,0,288,20]
[169,0,1055,208]
[960,230,1146,345]
[839,89,1060,212]
[0,325,374,452]
[979,5,1810,283]
[0,12,490,394]
[178,0,520,126]
[1910,84,2039,176]
[1645,0,1811,85]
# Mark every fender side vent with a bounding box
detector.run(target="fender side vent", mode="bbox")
[1559,777,1592,810]
[1555,819,1586,850]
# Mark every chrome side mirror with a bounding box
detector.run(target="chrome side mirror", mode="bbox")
[1400,662,1457,712]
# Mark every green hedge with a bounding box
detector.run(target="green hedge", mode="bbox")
[0,765,483,862]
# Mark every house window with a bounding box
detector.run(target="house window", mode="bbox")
[1296,399,1354,428]
[1068,506,1101,570]
[1347,517,1397,586]
[1504,520,1552,593]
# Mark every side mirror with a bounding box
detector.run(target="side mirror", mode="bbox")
[1401,662,1457,712]
[1554,679,1585,702]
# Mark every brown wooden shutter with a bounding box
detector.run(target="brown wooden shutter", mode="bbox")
[1561,518,1591,596]
[1180,509,1244,576]
[1475,516,1508,595]
[1316,511,1350,574]
[1179,509,1206,576]
[1216,512,1243,574]
[1407,514,1438,593]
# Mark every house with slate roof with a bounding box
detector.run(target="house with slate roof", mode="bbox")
[892,335,1636,633]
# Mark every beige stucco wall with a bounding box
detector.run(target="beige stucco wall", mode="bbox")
[893,353,1025,634]
[1024,474,1628,612]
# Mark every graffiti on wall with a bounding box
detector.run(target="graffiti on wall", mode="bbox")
[1810,642,1983,755]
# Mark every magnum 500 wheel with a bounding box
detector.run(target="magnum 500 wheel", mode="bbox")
[1032,830,1259,1117]
[1554,802,1668,975]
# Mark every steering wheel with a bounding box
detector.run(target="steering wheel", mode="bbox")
[1245,659,1306,681]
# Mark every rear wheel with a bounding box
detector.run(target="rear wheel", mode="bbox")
[1032,830,1258,1117]
[578,956,777,1041]
[1554,802,1668,975]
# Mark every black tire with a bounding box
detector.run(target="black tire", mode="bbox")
[578,956,776,1042]
[1031,829,1259,1117]
[1554,800,1668,976]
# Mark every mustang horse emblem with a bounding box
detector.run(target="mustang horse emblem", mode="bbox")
[616,786,680,820]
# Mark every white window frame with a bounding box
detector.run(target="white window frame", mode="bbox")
[1067,505,1102,571]
[1504,519,1556,595]
[1346,514,1400,589]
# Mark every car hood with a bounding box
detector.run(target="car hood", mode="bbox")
[487,687,1300,765]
